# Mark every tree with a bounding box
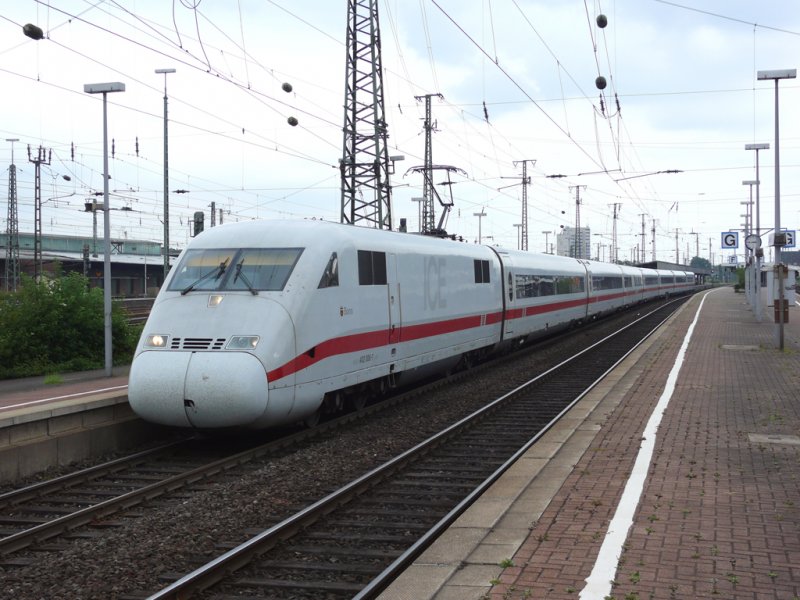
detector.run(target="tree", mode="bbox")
[0,273,140,378]
[690,256,712,271]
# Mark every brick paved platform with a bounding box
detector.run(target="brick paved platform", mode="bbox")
[380,288,800,600]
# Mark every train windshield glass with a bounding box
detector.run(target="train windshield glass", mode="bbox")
[168,248,303,292]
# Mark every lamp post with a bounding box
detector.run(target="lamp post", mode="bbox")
[156,68,176,281]
[745,143,768,322]
[743,180,761,319]
[84,81,125,377]
[757,68,796,350]
[740,201,752,303]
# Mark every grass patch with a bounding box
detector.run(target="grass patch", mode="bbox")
[43,373,64,385]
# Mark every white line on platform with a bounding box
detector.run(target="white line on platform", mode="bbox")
[0,385,128,412]
[579,289,717,599]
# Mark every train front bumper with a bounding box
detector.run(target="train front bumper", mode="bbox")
[128,350,269,428]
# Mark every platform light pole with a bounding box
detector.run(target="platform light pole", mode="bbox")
[743,180,761,320]
[757,68,795,350]
[84,81,125,377]
[156,68,176,280]
[740,201,752,304]
[745,142,769,323]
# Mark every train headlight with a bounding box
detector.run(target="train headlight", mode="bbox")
[144,334,169,348]
[227,335,260,350]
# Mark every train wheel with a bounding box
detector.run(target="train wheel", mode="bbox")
[325,391,344,413]
[303,409,321,428]
[349,394,367,411]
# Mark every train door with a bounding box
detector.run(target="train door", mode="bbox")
[582,261,594,317]
[503,256,515,337]
[387,253,402,344]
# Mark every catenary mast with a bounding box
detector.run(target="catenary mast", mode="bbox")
[340,0,392,230]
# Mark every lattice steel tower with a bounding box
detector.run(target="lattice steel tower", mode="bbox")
[340,0,392,230]
[417,93,441,234]
[5,138,19,291]
[514,159,535,251]
[29,145,50,282]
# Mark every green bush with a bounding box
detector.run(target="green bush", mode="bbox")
[0,273,140,379]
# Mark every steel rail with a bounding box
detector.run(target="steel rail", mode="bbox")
[0,440,188,511]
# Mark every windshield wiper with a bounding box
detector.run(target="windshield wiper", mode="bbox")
[181,258,230,295]
[233,258,259,295]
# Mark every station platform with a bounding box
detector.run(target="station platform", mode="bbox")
[0,366,160,483]
[380,287,800,600]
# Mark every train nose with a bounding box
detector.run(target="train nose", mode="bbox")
[129,351,268,428]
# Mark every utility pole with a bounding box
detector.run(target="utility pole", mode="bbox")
[674,229,680,264]
[5,138,19,291]
[513,159,535,250]
[570,186,587,258]
[341,0,392,230]
[28,146,51,282]
[651,219,657,262]
[690,231,699,261]
[513,224,522,250]
[639,213,646,263]
[610,202,621,263]
[156,68,176,278]
[542,230,551,254]
[474,210,486,244]
[209,202,216,227]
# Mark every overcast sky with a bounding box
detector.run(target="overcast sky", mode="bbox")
[1,0,798,264]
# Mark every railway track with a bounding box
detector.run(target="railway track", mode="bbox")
[142,297,688,600]
[0,316,550,562]
[0,408,409,562]
[118,297,155,324]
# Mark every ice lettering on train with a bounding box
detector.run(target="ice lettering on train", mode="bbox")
[424,256,446,310]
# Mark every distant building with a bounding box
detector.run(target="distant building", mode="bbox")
[0,232,172,296]
[556,226,591,259]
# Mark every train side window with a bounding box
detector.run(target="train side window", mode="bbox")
[592,275,623,290]
[540,276,555,296]
[474,259,490,283]
[318,252,339,288]
[358,250,387,285]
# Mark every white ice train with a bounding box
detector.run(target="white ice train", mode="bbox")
[128,219,699,430]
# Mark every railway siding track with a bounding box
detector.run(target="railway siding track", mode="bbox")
[146,298,687,600]
[118,297,155,324]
